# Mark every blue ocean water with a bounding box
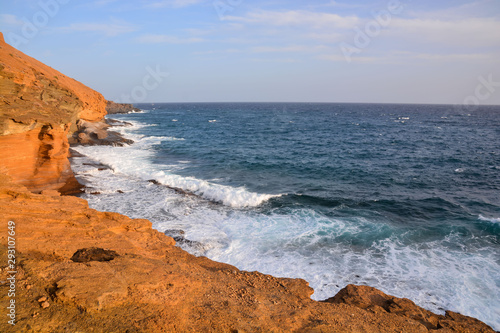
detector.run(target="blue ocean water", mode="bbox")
[71,103,500,330]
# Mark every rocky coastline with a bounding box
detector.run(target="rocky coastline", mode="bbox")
[0,32,497,332]
[106,101,141,114]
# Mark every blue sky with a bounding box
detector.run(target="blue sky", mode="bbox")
[1,0,500,105]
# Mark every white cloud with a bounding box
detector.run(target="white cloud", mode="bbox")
[63,21,137,37]
[388,17,500,48]
[305,32,344,43]
[249,58,298,63]
[136,34,204,44]
[92,0,120,7]
[406,0,500,20]
[318,53,381,64]
[250,45,329,54]
[310,1,365,9]
[146,0,205,8]
[0,14,23,26]
[225,10,360,30]
[412,52,494,61]
[251,45,309,53]
[192,48,241,55]
[319,50,498,64]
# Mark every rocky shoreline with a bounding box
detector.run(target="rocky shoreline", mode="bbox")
[0,176,496,333]
[0,32,497,332]
[106,101,142,114]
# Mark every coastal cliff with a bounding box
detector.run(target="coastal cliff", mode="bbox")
[0,32,106,193]
[0,33,496,332]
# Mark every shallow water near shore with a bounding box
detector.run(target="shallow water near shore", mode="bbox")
[71,103,500,330]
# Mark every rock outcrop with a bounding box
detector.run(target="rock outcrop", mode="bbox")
[0,177,495,333]
[69,119,133,146]
[325,284,495,332]
[106,100,141,114]
[0,32,107,193]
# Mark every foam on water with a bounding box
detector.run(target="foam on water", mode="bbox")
[479,215,500,224]
[73,120,278,208]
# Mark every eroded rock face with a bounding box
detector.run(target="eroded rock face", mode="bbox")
[0,177,495,333]
[70,119,134,146]
[0,32,107,193]
[106,100,141,114]
[0,123,82,194]
[325,284,495,332]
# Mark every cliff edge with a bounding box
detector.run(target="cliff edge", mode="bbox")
[0,177,495,332]
[0,32,107,193]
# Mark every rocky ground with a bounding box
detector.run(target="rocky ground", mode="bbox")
[0,175,496,333]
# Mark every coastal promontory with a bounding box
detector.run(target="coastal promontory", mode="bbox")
[0,33,496,332]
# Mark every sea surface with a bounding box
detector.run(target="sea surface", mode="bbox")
[71,103,500,330]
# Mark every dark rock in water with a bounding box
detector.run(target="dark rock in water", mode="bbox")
[71,247,119,263]
[106,118,133,127]
[174,237,204,249]
[105,131,134,146]
[69,119,134,146]
[82,161,112,171]
[147,179,198,198]
[69,148,86,158]
[163,229,207,252]
[106,101,141,114]
[164,229,185,238]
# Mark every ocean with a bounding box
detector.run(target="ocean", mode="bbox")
[71,103,500,330]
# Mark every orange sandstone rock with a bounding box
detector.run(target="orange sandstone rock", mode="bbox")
[0,32,106,193]
[0,33,106,129]
[0,124,81,193]
[325,284,495,332]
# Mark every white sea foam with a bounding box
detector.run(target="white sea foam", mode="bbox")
[72,121,277,208]
[152,171,279,207]
[479,215,500,224]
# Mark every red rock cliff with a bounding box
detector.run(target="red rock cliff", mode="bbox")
[0,32,107,193]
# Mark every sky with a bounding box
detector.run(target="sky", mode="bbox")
[1,0,500,105]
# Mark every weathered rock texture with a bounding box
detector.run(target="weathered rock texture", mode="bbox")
[106,100,141,114]
[0,32,106,193]
[0,176,495,333]
[69,119,134,146]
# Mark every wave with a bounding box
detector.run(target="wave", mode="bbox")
[152,171,280,208]
[478,215,500,224]
[72,122,278,208]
